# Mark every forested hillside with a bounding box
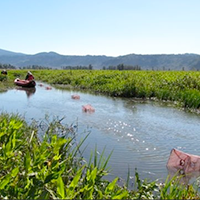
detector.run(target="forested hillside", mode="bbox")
[0,48,200,70]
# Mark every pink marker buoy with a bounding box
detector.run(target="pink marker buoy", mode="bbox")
[71,94,80,99]
[45,86,52,90]
[82,104,95,112]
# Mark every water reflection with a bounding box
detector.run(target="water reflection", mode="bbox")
[15,87,36,98]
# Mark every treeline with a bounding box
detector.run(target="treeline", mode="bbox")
[1,63,180,71]
[0,63,16,69]
[62,64,93,70]
[0,64,52,70]
[19,65,52,70]
[62,64,142,70]
[103,64,142,70]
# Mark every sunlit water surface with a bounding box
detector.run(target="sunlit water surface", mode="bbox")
[0,83,200,186]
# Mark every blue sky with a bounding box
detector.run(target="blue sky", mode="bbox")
[0,0,199,56]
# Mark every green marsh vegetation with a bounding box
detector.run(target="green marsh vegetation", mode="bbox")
[1,69,200,198]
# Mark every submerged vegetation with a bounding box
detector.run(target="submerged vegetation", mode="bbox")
[1,69,200,198]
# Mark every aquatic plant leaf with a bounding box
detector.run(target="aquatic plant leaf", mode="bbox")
[90,167,97,183]
[57,176,65,199]
[0,175,10,190]
[24,152,31,173]
[44,173,59,184]
[112,190,129,199]
[105,177,118,193]
[11,167,19,177]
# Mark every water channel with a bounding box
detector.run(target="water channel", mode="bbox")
[0,82,200,186]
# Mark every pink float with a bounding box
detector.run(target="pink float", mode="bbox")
[45,86,52,90]
[71,94,80,99]
[82,104,95,112]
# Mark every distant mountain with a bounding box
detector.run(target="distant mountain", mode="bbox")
[103,53,200,70]
[0,49,25,56]
[0,48,200,70]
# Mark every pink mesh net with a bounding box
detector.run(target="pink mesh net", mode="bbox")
[167,148,200,174]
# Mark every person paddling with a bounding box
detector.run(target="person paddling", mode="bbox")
[1,69,7,75]
[25,71,34,81]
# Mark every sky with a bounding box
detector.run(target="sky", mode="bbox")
[0,0,200,57]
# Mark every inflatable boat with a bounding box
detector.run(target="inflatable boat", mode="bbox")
[14,78,36,88]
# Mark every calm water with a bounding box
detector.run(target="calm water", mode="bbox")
[1,83,200,185]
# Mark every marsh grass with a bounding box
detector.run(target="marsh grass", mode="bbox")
[159,173,200,200]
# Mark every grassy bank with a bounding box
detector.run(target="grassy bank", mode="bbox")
[0,113,199,199]
[4,69,200,113]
